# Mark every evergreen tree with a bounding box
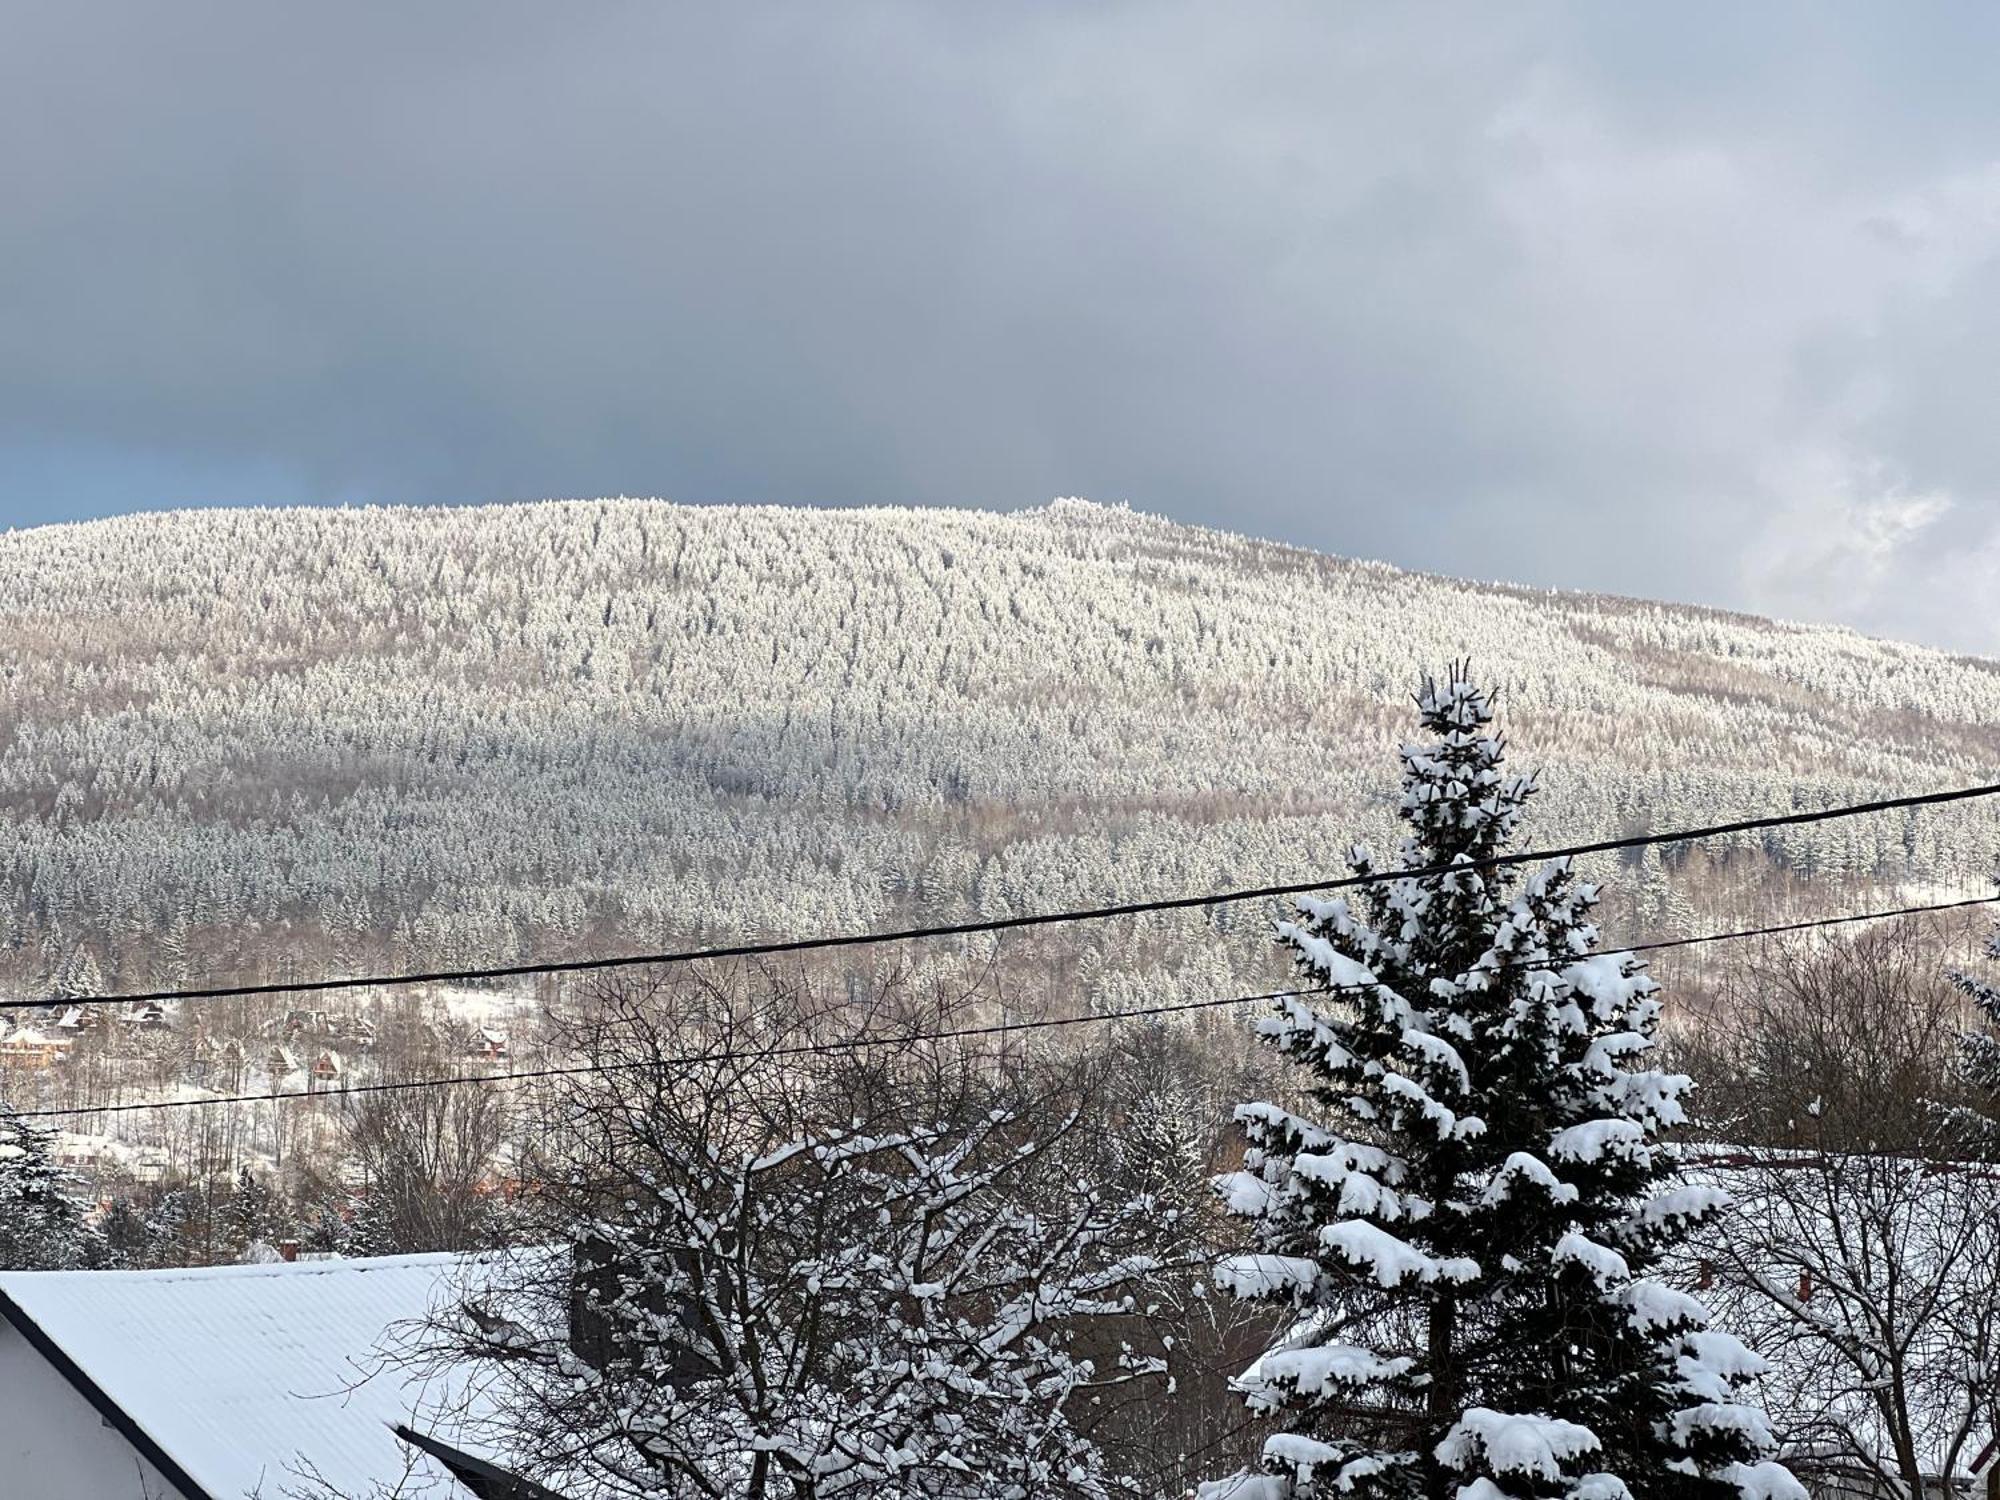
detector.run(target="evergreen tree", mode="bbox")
[100,1196,152,1267]
[143,1185,195,1267]
[55,946,102,1001]
[0,1106,103,1270]
[231,1165,275,1251]
[342,1189,396,1257]
[1203,670,1799,1500]
[301,1195,352,1255]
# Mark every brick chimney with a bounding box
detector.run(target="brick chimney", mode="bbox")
[277,1239,300,1263]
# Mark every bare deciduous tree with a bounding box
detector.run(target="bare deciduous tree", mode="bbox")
[407,961,1185,1499]
[1691,924,2000,1499]
[1702,1149,2000,1500]
[342,1078,510,1253]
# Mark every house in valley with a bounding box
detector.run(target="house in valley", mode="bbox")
[129,1001,174,1032]
[0,1026,72,1069]
[51,1006,97,1036]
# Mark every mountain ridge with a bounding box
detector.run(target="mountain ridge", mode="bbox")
[15,493,1990,666]
[3,495,1995,1006]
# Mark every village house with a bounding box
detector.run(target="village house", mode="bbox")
[311,1048,344,1087]
[0,1025,73,1069]
[129,1000,173,1032]
[0,1252,555,1499]
[467,1026,509,1060]
[54,1134,169,1186]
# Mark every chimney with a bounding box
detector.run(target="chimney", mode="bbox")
[278,1239,300,1263]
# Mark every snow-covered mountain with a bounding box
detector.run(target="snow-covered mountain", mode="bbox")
[3,497,1996,1001]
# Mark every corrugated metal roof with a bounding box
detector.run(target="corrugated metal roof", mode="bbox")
[0,1251,507,1499]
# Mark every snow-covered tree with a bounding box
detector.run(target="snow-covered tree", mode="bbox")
[0,1106,103,1270]
[299,1194,353,1256]
[54,946,102,1001]
[4,496,1998,1011]
[340,1190,397,1258]
[143,1185,194,1265]
[231,1164,275,1250]
[418,969,1179,1499]
[1700,1144,2000,1498]
[1949,868,2000,1146]
[1204,670,1799,1500]
[99,1195,152,1267]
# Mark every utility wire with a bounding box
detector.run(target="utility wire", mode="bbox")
[25,779,2000,1013]
[17,889,1996,1121]
[1619,892,2000,955]
[16,987,1326,1119]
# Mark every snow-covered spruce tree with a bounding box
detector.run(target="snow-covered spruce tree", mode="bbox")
[1204,671,1798,1500]
[0,1106,103,1270]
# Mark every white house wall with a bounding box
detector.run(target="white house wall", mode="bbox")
[0,1317,188,1500]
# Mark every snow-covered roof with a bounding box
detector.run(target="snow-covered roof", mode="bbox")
[0,1251,508,1499]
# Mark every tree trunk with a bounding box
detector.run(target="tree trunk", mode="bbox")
[1886,1382,1925,1500]
[1425,1293,1458,1500]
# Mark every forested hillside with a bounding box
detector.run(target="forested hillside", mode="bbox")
[3,496,1997,1005]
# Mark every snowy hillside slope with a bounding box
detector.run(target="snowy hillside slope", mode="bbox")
[2,496,1996,999]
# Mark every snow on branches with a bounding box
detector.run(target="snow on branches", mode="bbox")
[1204,669,1798,1500]
[1951,865,2000,1145]
[0,1105,103,1270]
[420,970,1182,1499]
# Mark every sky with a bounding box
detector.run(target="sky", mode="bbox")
[6,3,2000,654]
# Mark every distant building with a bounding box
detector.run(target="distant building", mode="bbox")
[311,1049,344,1086]
[0,1026,73,1069]
[467,1027,509,1060]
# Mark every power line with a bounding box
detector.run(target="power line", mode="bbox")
[17,889,1996,1121]
[1619,893,2000,956]
[15,986,1326,1119]
[27,779,2000,1013]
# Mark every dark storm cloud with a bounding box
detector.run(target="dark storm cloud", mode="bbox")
[6,2,2000,650]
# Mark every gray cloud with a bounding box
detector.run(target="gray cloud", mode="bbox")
[5,2,2000,651]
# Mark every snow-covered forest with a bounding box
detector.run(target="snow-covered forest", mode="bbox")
[4,496,1998,1006]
